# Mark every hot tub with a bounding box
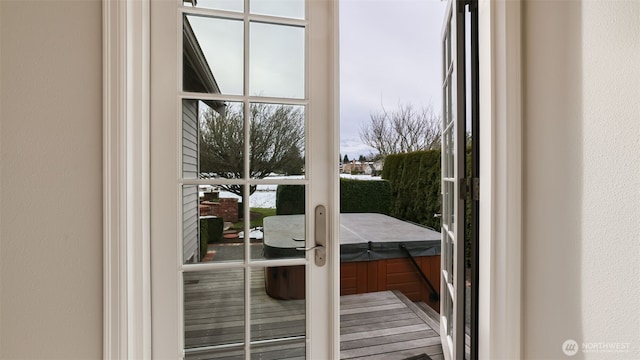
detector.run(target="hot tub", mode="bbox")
[263,213,441,308]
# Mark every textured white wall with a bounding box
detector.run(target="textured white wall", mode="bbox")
[524,0,640,359]
[580,1,640,356]
[0,1,103,359]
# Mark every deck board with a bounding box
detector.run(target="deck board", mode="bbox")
[184,269,441,359]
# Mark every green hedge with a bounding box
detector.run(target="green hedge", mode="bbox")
[200,216,224,260]
[199,220,208,261]
[275,179,391,215]
[382,150,441,230]
[276,184,306,215]
[340,178,390,214]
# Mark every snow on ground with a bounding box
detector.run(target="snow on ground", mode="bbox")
[209,174,383,209]
[339,174,382,181]
[238,228,264,240]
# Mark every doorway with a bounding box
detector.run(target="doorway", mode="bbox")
[338,0,479,359]
[146,0,479,358]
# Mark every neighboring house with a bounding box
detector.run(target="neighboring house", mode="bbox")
[182,17,226,262]
[342,160,383,176]
[371,159,384,175]
[0,1,638,359]
[341,160,362,174]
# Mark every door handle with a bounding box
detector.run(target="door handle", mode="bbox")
[313,205,327,266]
[294,205,326,266]
[295,245,323,251]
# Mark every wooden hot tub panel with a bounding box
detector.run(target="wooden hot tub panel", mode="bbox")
[340,255,441,312]
[263,255,441,314]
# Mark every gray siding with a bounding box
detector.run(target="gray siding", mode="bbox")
[183,100,199,179]
[183,100,199,262]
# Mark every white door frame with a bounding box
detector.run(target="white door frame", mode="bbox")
[102,0,522,358]
[477,0,523,359]
[103,0,151,358]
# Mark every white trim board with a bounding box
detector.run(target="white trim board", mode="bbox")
[478,0,523,358]
[103,0,151,358]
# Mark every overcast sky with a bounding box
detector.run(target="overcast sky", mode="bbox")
[339,0,447,159]
[189,0,448,159]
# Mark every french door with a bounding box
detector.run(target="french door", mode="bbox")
[150,0,338,358]
[440,0,466,359]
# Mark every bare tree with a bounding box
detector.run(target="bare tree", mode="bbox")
[359,102,441,156]
[199,103,304,196]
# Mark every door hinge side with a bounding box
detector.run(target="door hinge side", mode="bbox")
[472,177,480,201]
[460,177,479,201]
[459,178,470,201]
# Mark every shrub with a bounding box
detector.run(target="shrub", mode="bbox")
[200,215,224,261]
[340,178,391,214]
[275,179,392,215]
[276,185,305,215]
[382,150,441,230]
[237,201,244,220]
[413,150,442,230]
[199,219,208,261]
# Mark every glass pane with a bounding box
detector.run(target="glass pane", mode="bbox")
[250,0,305,20]
[249,103,305,179]
[447,297,454,337]
[253,266,306,352]
[233,183,279,261]
[450,182,456,230]
[444,232,449,282]
[261,184,305,260]
[446,233,454,285]
[446,20,452,68]
[184,0,244,13]
[250,22,304,99]
[183,185,201,264]
[445,181,453,229]
[194,184,247,263]
[447,131,456,179]
[183,269,245,356]
[251,339,305,360]
[446,82,452,127]
[449,80,455,126]
[449,181,455,230]
[243,184,274,261]
[442,83,447,126]
[184,15,243,95]
[196,101,245,180]
[441,181,446,229]
[183,100,200,179]
[443,130,449,177]
[186,347,243,360]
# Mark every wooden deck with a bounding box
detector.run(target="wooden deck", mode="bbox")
[184,268,442,360]
[341,291,443,360]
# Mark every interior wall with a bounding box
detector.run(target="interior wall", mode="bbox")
[0,1,103,359]
[523,0,640,358]
[579,0,640,356]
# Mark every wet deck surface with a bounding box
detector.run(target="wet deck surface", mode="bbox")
[184,269,442,360]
